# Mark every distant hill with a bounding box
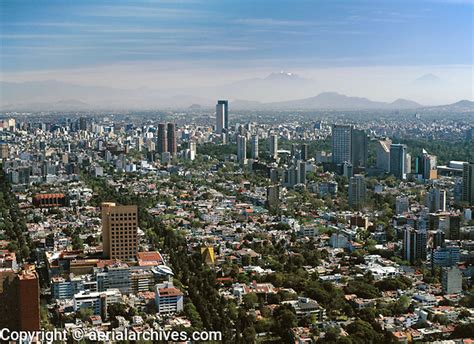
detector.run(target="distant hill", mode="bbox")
[0,80,213,110]
[424,99,474,112]
[1,78,471,112]
[412,73,443,86]
[232,92,423,110]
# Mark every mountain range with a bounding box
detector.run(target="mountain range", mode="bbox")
[232,92,424,110]
[1,73,473,112]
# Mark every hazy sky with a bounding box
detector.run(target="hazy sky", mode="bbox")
[1,0,473,104]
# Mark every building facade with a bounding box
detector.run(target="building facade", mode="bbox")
[101,202,138,261]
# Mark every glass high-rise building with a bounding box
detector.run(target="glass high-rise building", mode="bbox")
[351,129,368,168]
[270,134,278,159]
[462,162,474,206]
[390,144,407,180]
[332,125,352,164]
[167,123,177,156]
[237,135,247,163]
[217,100,229,130]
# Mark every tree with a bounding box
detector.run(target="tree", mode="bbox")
[346,319,382,343]
[107,303,128,318]
[78,308,93,321]
[274,304,297,342]
[242,293,259,309]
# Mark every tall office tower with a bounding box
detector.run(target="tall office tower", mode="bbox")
[215,102,225,134]
[462,162,474,206]
[283,167,297,188]
[146,139,156,152]
[157,123,168,154]
[189,141,197,161]
[449,215,461,240]
[396,196,409,215]
[403,228,427,264]
[217,100,229,130]
[348,174,367,210]
[343,162,353,178]
[416,149,438,180]
[433,246,460,267]
[301,143,308,161]
[433,230,445,249]
[0,142,8,159]
[251,135,259,159]
[18,268,40,330]
[351,129,368,168]
[332,125,352,164]
[266,185,280,208]
[167,123,177,156]
[441,267,462,294]
[270,134,278,159]
[425,188,447,212]
[0,266,40,330]
[135,137,144,152]
[102,202,138,261]
[79,117,88,131]
[298,161,307,184]
[216,100,228,133]
[376,138,392,172]
[237,135,247,163]
[389,144,407,180]
[405,153,412,175]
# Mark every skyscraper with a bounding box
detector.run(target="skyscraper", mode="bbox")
[348,174,367,210]
[441,267,462,294]
[298,161,307,184]
[167,123,177,156]
[270,134,278,160]
[405,153,412,175]
[79,117,88,131]
[237,135,247,163]
[403,228,427,264]
[102,202,138,261]
[266,185,280,208]
[396,196,409,214]
[215,102,225,134]
[376,138,392,172]
[449,215,461,240]
[416,149,438,180]
[251,135,259,159]
[0,266,40,331]
[351,129,368,168]
[189,141,197,161]
[157,123,168,154]
[0,142,9,159]
[332,125,352,164]
[18,268,40,331]
[217,100,229,130]
[462,162,474,206]
[301,143,308,161]
[425,188,446,212]
[390,144,407,180]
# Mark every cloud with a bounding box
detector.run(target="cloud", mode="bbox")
[233,18,312,27]
[80,5,207,18]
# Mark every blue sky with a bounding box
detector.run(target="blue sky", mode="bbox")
[1,0,472,71]
[0,0,472,103]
